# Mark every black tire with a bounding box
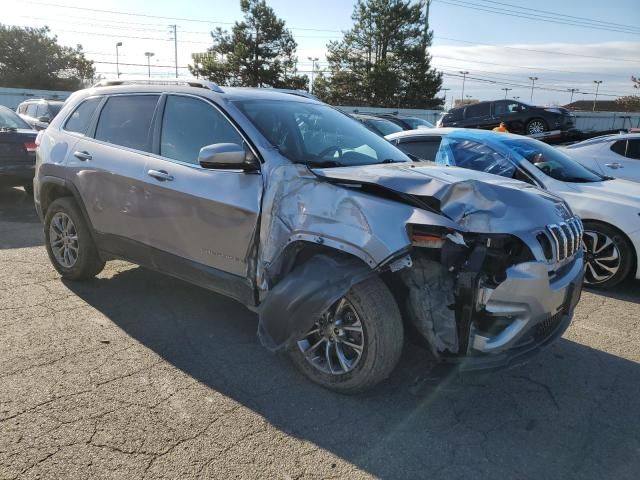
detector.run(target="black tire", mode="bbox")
[583,221,634,290]
[44,197,105,280]
[288,275,404,394]
[23,184,33,196]
[525,118,548,135]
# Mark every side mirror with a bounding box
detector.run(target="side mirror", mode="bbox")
[38,116,50,123]
[198,143,258,171]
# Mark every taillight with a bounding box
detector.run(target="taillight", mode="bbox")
[24,141,37,153]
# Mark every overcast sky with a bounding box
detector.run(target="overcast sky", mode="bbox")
[3,0,640,106]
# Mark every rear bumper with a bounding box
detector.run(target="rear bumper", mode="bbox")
[453,252,585,371]
[0,163,35,186]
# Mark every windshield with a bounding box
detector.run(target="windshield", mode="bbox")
[234,100,410,167]
[49,102,63,117]
[502,137,604,182]
[0,108,31,129]
[405,117,434,129]
[367,118,404,136]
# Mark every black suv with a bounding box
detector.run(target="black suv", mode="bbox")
[437,100,575,135]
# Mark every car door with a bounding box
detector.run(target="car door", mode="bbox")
[70,94,161,242]
[603,139,640,181]
[491,100,523,131]
[140,93,262,280]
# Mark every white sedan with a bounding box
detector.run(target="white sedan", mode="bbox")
[387,128,640,289]
[562,133,640,183]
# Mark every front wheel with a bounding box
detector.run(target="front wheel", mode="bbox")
[583,221,633,289]
[288,276,404,394]
[525,118,548,135]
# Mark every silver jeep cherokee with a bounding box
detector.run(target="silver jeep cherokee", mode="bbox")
[34,79,585,393]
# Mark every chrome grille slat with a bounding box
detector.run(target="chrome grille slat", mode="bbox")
[538,216,583,263]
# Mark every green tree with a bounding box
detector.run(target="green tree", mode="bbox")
[615,75,640,112]
[189,0,307,89]
[0,24,94,90]
[316,0,443,108]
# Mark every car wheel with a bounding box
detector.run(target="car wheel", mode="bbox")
[525,118,548,135]
[288,275,404,394]
[44,197,105,280]
[583,221,633,289]
[23,184,33,196]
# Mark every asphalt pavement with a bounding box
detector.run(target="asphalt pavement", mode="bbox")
[1,186,639,480]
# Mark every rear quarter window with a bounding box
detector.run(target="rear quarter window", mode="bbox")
[64,97,102,135]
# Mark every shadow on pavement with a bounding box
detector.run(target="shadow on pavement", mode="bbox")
[64,266,640,480]
[0,187,43,249]
[585,278,640,305]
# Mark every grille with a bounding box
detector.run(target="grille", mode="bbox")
[534,309,564,341]
[537,217,583,263]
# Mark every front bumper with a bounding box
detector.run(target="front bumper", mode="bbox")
[455,251,584,371]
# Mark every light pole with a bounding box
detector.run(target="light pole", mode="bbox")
[115,42,122,78]
[144,52,155,79]
[592,80,603,112]
[568,88,579,104]
[501,87,512,98]
[460,71,469,104]
[307,57,319,94]
[529,76,538,103]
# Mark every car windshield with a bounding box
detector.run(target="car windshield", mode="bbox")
[502,137,605,182]
[234,100,410,167]
[0,108,31,129]
[49,102,63,117]
[405,117,434,129]
[367,118,404,136]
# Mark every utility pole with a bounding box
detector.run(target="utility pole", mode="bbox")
[307,57,319,94]
[568,88,579,104]
[460,71,469,104]
[424,0,431,44]
[144,52,155,78]
[170,25,178,78]
[501,87,512,98]
[529,76,538,103]
[115,42,122,78]
[593,80,603,112]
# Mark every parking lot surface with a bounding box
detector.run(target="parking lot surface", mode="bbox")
[1,186,639,480]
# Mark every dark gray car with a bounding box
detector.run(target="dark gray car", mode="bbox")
[34,79,584,393]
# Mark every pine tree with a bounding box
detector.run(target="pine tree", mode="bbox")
[316,0,442,108]
[189,0,307,89]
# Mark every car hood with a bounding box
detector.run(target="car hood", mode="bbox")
[565,179,640,209]
[313,162,572,233]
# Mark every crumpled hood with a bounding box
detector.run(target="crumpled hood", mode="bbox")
[313,162,572,232]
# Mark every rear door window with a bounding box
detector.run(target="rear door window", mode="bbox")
[95,95,160,152]
[397,138,442,161]
[465,103,490,119]
[64,97,102,135]
[160,95,243,165]
[626,139,640,160]
[610,140,627,157]
[25,104,38,117]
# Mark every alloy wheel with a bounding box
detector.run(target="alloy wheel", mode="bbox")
[297,297,365,375]
[527,120,546,135]
[583,230,621,285]
[49,212,79,268]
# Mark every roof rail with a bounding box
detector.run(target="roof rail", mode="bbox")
[267,88,319,101]
[92,78,224,93]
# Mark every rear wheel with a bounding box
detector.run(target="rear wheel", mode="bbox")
[525,118,548,135]
[289,275,404,394]
[44,197,105,280]
[583,221,633,289]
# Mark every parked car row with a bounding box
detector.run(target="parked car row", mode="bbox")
[0,106,37,194]
[16,98,64,130]
[350,111,434,136]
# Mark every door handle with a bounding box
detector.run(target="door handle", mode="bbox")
[147,169,174,181]
[73,151,92,161]
[605,163,623,169]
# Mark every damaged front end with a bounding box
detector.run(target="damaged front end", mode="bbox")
[256,161,584,370]
[396,224,584,369]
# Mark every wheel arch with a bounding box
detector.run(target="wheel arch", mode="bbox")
[39,177,97,240]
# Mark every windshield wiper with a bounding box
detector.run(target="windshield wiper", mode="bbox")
[305,159,345,168]
[381,158,406,164]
